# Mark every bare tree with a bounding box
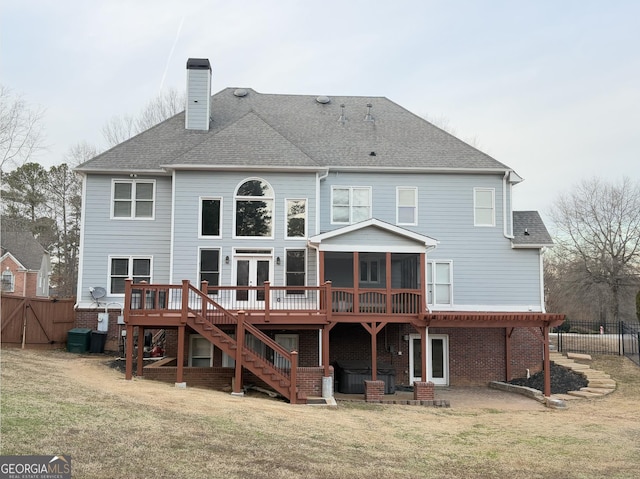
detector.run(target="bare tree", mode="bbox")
[550,177,640,322]
[0,85,46,171]
[101,87,184,147]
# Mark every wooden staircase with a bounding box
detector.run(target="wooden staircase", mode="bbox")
[187,286,306,404]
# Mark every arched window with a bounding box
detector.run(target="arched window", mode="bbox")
[234,178,274,237]
[1,269,14,292]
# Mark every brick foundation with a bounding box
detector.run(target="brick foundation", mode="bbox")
[413,381,435,400]
[364,380,385,402]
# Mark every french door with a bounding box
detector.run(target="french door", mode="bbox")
[409,334,449,386]
[234,256,271,304]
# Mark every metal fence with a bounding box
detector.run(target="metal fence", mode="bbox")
[551,320,640,366]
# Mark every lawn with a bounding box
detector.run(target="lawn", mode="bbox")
[1,349,639,479]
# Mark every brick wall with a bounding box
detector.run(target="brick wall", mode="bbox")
[75,309,127,352]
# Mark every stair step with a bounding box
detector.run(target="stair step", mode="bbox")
[588,379,616,388]
[581,387,615,395]
[567,352,592,361]
[567,390,604,399]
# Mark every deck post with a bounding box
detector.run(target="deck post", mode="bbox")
[543,323,551,397]
[176,325,185,386]
[181,280,189,324]
[421,326,427,382]
[353,252,359,313]
[137,326,145,377]
[419,253,427,317]
[386,252,392,313]
[290,351,298,404]
[233,311,246,396]
[371,322,378,381]
[324,281,332,319]
[200,280,208,315]
[125,324,134,380]
[264,281,270,322]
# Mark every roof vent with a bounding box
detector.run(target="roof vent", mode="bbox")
[364,103,374,122]
[233,88,248,97]
[338,104,346,124]
[369,151,376,156]
[316,95,331,104]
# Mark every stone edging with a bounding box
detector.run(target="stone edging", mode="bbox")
[489,381,567,409]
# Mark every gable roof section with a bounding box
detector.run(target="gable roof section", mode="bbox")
[0,231,49,270]
[511,211,554,248]
[169,111,321,169]
[309,218,438,252]
[77,88,513,174]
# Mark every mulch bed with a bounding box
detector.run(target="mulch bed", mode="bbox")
[508,362,588,394]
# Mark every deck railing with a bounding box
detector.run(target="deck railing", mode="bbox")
[124,280,425,319]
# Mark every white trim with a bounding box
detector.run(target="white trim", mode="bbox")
[473,187,495,227]
[430,304,545,312]
[110,178,156,220]
[502,172,513,239]
[198,196,223,239]
[169,170,176,283]
[284,198,308,239]
[511,243,554,249]
[0,252,26,271]
[396,186,418,226]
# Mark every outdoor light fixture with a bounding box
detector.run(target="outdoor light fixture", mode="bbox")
[225,256,230,264]
[276,257,281,265]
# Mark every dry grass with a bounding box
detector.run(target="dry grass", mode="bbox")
[1,349,640,479]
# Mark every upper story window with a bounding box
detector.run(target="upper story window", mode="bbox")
[235,178,274,238]
[285,249,306,295]
[474,188,495,227]
[427,261,452,306]
[1,269,14,292]
[109,256,152,294]
[112,180,155,219]
[397,187,418,225]
[285,199,307,238]
[200,198,222,237]
[332,186,371,224]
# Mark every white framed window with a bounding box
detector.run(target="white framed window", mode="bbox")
[274,333,299,369]
[1,269,14,292]
[285,249,306,295]
[397,187,418,225]
[427,261,452,306]
[199,249,220,294]
[234,178,274,238]
[285,199,307,238]
[189,335,213,367]
[111,179,155,219]
[108,256,152,295]
[474,188,495,227]
[200,197,222,237]
[331,186,371,224]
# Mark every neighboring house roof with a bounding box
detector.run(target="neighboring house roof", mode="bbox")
[511,211,554,248]
[0,230,49,270]
[76,88,512,174]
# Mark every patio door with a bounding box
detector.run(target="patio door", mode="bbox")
[409,334,449,386]
[234,256,271,304]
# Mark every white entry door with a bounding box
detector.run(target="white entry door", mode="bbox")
[409,334,449,386]
[234,256,271,305]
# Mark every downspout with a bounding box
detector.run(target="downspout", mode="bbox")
[316,169,329,236]
[539,248,547,313]
[503,171,514,239]
[74,172,88,310]
[307,241,323,367]
[169,169,176,283]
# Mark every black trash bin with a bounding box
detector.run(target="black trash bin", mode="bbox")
[89,331,107,353]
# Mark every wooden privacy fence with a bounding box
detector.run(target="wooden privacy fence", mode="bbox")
[1,294,76,348]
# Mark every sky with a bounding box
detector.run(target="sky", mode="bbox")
[2,0,639,224]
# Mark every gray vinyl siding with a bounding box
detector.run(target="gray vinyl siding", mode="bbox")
[79,175,172,304]
[319,171,542,308]
[172,171,317,286]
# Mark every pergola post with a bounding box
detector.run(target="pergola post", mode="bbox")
[543,323,551,397]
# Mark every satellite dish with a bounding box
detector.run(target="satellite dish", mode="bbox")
[90,287,107,301]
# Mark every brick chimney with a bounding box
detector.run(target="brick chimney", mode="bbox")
[185,58,211,131]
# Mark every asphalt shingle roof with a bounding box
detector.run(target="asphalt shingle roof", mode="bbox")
[1,230,48,270]
[77,88,512,173]
[512,211,554,247]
